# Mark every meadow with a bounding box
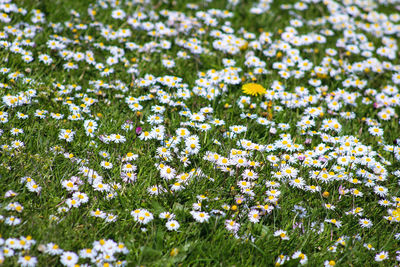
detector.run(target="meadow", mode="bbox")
[1,0,400,265]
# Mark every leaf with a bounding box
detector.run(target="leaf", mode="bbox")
[261,225,270,237]
[140,246,162,260]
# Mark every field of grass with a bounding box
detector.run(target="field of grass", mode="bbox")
[1,0,400,266]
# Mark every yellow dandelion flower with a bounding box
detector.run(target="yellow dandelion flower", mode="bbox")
[242,83,266,96]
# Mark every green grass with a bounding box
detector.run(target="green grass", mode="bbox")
[1,0,400,266]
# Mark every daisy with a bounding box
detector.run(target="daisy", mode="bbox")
[230,125,247,134]
[289,177,305,189]
[66,198,81,208]
[60,251,79,266]
[72,192,89,204]
[324,260,336,267]
[306,185,321,193]
[63,62,78,71]
[166,220,180,231]
[18,255,37,267]
[351,188,363,197]
[111,134,126,143]
[160,166,176,180]
[364,243,375,251]
[374,185,388,197]
[198,123,211,132]
[122,163,136,172]
[91,209,106,219]
[185,136,201,155]
[278,123,290,130]
[45,243,63,255]
[274,230,289,240]
[192,202,202,211]
[375,251,389,262]
[105,213,118,223]
[292,251,308,265]
[211,118,225,126]
[147,185,164,195]
[16,112,28,119]
[275,255,289,266]
[100,161,113,169]
[359,218,373,228]
[26,182,41,193]
[3,247,14,257]
[368,127,383,137]
[138,131,153,141]
[62,180,78,191]
[325,218,342,228]
[131,209,154,224]
[51,113,64,119]
[159,212,175,220]
[378,199,391,206]
[190,211,210,223]
[171,182,183,192]
[11,140,24,149]
[324,203,336,210]
[10,128,24,136]
[79,248,97,259]
[242,169,258,180]
[162,59,175,68]
[248,209,261,223]
[93,181,109,192]
[225,220,240,232]
[59,129,75,142]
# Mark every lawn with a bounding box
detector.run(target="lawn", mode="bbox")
[1,0,400,266]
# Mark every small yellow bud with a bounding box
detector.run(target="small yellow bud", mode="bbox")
[170,248,179,257]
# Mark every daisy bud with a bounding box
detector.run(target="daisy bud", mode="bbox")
[318,155,327,162]
[298,155,306,161]
[170,248,179,257]
[37,244,46,252]
[135,127,142,135]
[270,127,277,134]
[338,185,347,196]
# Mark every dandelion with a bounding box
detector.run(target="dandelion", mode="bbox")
[242,83,266,96]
